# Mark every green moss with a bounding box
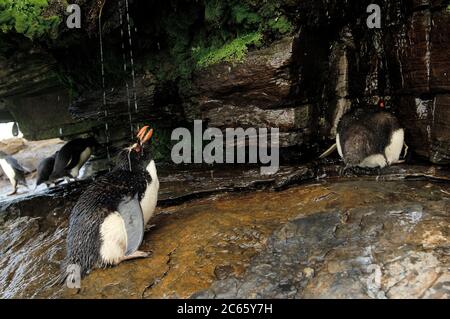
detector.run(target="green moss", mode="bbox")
[142,0,294,84]
[193,1,292,68]
[194,32,263,68]
[0,0,60,40]
[268,16,293,34]
[204,0,226,25]
[231,3,261,26]
[1,0,293,97]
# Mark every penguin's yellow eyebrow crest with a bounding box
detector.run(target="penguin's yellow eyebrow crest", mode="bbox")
[137,126,149,140]
[136,126,154,145]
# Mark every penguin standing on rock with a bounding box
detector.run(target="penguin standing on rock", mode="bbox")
[50,136,100,181]
[61,126,159,283]
[336,106,405,169]
[0,151,28,196]
[35,152,58,189]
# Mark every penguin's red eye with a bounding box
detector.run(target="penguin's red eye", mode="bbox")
[133,145,142,153]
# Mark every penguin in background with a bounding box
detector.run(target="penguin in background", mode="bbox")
[61,126,159,283]
[12,122,19,137]
[0,151,29,196]
[35,152,58,189]
[320,100,406,170]
[50,136,100,181]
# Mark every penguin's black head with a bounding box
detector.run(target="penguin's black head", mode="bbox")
[115,126,154,172]
[85,136,101,150]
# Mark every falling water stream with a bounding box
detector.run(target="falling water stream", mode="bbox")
[119,2,134,140]
[98,6,111,163]
[124,0,139,115]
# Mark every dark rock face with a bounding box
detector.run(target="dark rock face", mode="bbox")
[188,37,296,114]
[0,0,449,165]
[389,6,450,163]
[0,48,59,98]
[185,37,314,148]
[397,95,450,163]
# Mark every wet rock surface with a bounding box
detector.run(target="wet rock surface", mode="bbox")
[196,193,449,299]
[0,165,448,299]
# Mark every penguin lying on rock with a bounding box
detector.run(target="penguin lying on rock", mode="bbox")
[61,126,159,283]
[0,151,29,196]
[320,104,406,170]
[50,137,100,181]
[35,152,58,188]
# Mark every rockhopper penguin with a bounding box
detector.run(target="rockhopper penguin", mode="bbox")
[36,152,58,188]
[50,136,99,181]
[61,126,159,283]
[336,107,405,169]
[0,151,28,196]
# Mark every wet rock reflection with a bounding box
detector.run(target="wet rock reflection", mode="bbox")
[0,165,448,298]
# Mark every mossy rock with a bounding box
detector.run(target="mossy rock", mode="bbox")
[0,0,61,40]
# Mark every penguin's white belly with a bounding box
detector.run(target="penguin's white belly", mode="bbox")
[384,129,404,165]
[140,160,159,225]
[359,154,387,168]
[99,212,127,265]
[0,159,16,184]
[70,147,91,178]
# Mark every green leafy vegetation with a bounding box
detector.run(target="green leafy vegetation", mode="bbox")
[268,16,292,34]
[142,0,293,84]
[192,0,292,68]
[0,0,294,103]
[194,32,263,68]
[0,0,60,39]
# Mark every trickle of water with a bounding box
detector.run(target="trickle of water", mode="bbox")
[124,0,139,115]
[119,2,134,140]
[98,6,111,164]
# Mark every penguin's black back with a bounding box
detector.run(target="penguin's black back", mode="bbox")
[63,168,151,277]
[51,137,97,179]
[337,109,400,165]
[36,154,56,185]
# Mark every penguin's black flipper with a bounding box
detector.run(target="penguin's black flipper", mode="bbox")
[4,155,27,173]
[117,194,144,256]
[36,154,57,186]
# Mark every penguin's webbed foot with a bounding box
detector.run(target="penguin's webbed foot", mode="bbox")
[338,165,353,177]
[359,167,382,176]
[6,189,17,196]
[391,160,405,165]
[120,250,152,263]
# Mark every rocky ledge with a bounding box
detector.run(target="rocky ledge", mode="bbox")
[0,165,448,299]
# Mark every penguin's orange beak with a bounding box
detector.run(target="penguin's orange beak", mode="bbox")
[136,126,154,145]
